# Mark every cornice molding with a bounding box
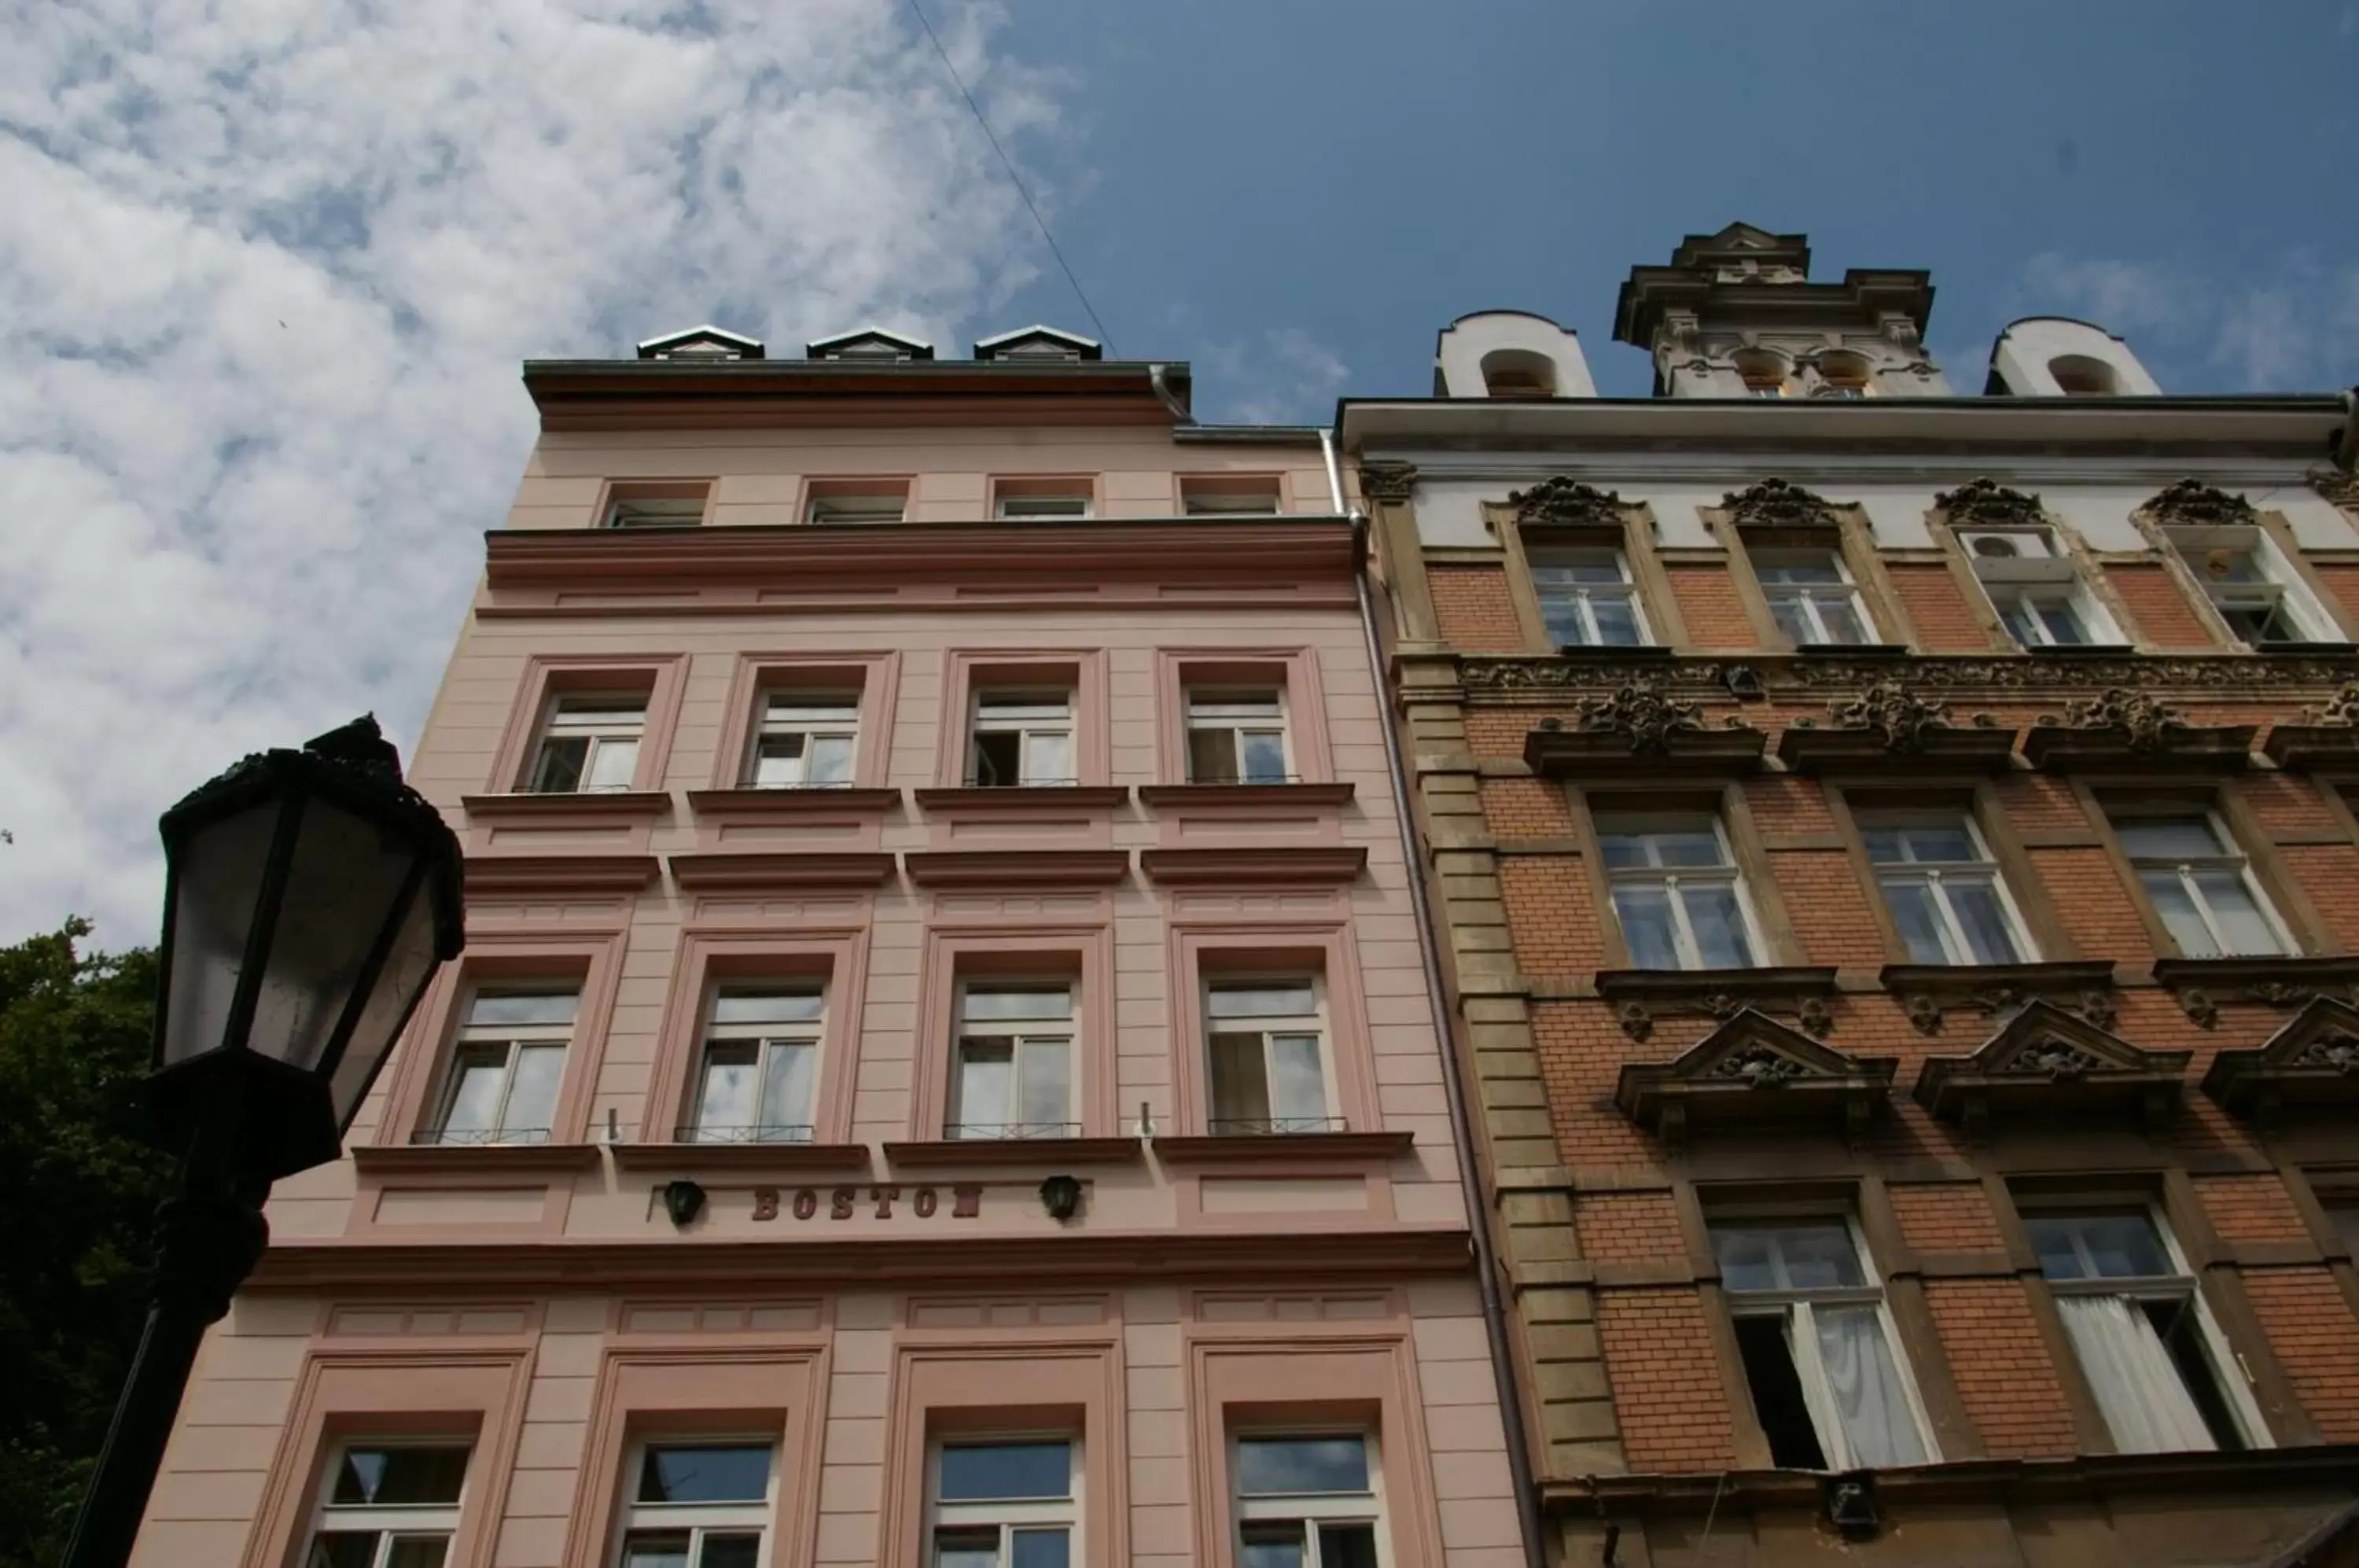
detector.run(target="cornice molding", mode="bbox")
[902,849,1130,889]
[461,854,662,896]
[1138,846,1367,887]
[666,852,896,891]
[1456,650,2359,700]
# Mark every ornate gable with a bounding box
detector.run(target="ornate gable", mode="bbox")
[1934,478,2045,531]
[2023,687,2254,775]
[1617,1009,1896,1148]
[1507,476,1628,531]
[1777,679,2015,775]
[1720,477,1843,534]
[1913,1001,2190,1136]
[2201,996,2359,1121]
[2144,478,2259,529]
[1524,680,1765,780]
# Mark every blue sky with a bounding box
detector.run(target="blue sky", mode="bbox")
[5,0,2357,943]
[984,0,2359,409]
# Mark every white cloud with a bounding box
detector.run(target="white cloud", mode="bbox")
[2018,250,2359,393]
[1199,327,1351,426]
[0,0,1067,944]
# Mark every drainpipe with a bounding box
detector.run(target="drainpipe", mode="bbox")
[2338,387,2357,472]
[1325,428,1549,1566]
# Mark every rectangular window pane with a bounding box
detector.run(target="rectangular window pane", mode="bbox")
[952,1041,1013,1128]
[1236,1435,1369,1494]
[1768,595,1816,646]
[1317,1523,1381,1568]
[502,1045,565,1136]
[333,1446,470,1505]
[1025,730,1073,785]
[2117,819,2225,859]
[384,1539,454,1568]
[2037,598,2091,644]
[2026,1213,2173,1280]
[1240,731,1290,783]
[1018,1037,1072,1128]
[466,990,580,1029]
[694,1043,759,1134]
[962,988,1073,1022]
[1732,1313,1829,1469]
[1208,984,1317,1018]
[752,734,807,786]
[1010,1529,1072,1568]
[1239,1524,1308,1568]
[2191,870,2283,955]
[937,1441,1071,1501]
[1946,881,2023,964]
[712,991,823,1025]
[637,1444,771,1504]
[308,1537,385,1568]
[972,730,1021,786]
[438,1049,508,1139]
[1681,882,1755,969]
[1189,727,1238,783]
[620,1533,692,1568]
[760,1041,816,1132]
[2140,870,2221,957]
[1612,884,1681,970]
[585,737,639,791]
[806,734,856,783]
[1590,594,1643,646]
[1651,829,1728,868]
[1210,1032,1272,1124]
[1267,1034,1328,1126]
[933,1529,1000,1568]
[1882,879,1951,963]
[1812,1305,1927,1467]
[1539,593,1585,646]
[528,735,587,793]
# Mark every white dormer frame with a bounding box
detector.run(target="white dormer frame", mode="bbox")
[973,325,1103,363]
[636,325,766,361]
[805,326,937,363]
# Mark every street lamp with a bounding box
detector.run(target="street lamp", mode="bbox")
[61,716,464,1568]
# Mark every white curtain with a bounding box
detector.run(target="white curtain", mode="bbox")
[2056,1294,2215,1453]
[1812,1305,1927,1467]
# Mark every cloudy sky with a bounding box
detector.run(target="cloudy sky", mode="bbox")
[5,0,2357,947]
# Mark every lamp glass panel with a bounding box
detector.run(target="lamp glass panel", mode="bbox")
[326,881,443,1128]
[252,797,418,1077]
[161,801,281,1067]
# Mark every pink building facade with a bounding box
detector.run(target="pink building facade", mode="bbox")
[128,329,1525,1568]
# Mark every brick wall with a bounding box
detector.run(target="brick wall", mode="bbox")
[1890,1183,2004,1253]
[1595,1289,1739,1470]
[1480,777,1573,838]
[2280,841,2359,950]
[1886,561,1990,652]
[1429,565,1524,651]
[1923,1279,2079,1458]
[1573,1192,1687,1265]
[2193,1175,2312,1244]
[2103,561,2217,649]
[1500,858,1606,977]
[1665,562,1754,647]
[2245,1268,2359,1442]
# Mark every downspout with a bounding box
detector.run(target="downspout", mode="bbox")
[1325,427,1549,1567]
[2338,387,2357,472]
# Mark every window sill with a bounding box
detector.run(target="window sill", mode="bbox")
[1553,643,1675,660]
[903,849,1130,888]
[608,1141,871,1173]
[1139,846,1366,886]
[1150,1130,1415,1166]
[2019,722,2255,775]
[2253,640,2359,656]
[1793,642,1912,659]
[2262,723,2359,771]
[1879,959,2115,998]
[1776,722,2017,776]
[1524,725,1765,782]
[2150,953,2359,1000]
[352,1142,605,1176]
[666,851,896,891]
[459,790,671,821]
[686,786,900,817]
[2020,642,2137,658]
[884,1136,1144,1169]
[1596,966,1839,1002]
[912,786,1129,814]
[1136,781,1356,809]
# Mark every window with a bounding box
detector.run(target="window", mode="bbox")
[1205,980,1336,1134]
[616,1442,775,1568]
[1711,1219,1931,1470]
[1187,689,1291,783]
[605,494,707,528]
[1231,1434,1383,1568]
[2027,1209,2261,1453]
[1596,815,1759,970]
[2048,355,2117,396]
[1756,550,1874,646]
[970,690,1074,786]
[2326,1200,2359,1256]
[1960,526,2112,648]
[1531,550,1649,648]
[949,984,1075,1139]
[527,695,646,793]
[304,1442,469,1568]
[1811,352,1874,399]
[1862,815,2031,965]
[746,693,859,788]
[2166,528,2327,647]
[929,1439,1077,1568]
[427,989,574,1145]
[1732,351,1789,398]
[1481,349,1556,398]
[805,488,907,525]
[1182,478,1282,516]
[690,988,822,1143]
[2113,815,2289,958]
[995,492,1093,521]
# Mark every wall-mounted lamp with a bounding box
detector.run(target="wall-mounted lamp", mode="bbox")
[663,1179,707,1228]
[1039,1174,1083,1222]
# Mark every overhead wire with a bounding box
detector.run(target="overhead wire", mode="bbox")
[905,0,1118,355]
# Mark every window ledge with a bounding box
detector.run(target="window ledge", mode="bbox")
[1794,642,1912,660]
[1776,723,2017,776]
[2262,723,2359,771]
[2254,640,2359,656]
[1136,781,1356,809]
[352,1143,605,1176]
[1553,643,1675,661]
[686,786,901,816]
[2149,953,2359,999]
[2021,642,2138,658]
[1596,966,1839,1002]
[903,850,1129,889]
[1525,726,1766,782]
[1150,1130,1415,1167]
[2202,995,2359,1120]
[608,1141,871,1173]
[1879,959,2116,1000]
[2020,723,2255,775]
[459,790,671,821]
[912,786,1129,815]
[667,851,897,891]
[884,1137,1145,1169]
[1139,847,1366,886]
[462,855,662,896]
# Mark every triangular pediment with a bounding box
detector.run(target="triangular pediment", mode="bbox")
[1617,1010,1896,1147]
[804,325,935,362]
[2203,996,2359,1119]
[1968,1001,2172,1078]
[1664,1009,1869,1084]
[972,324,1102,362]
[1916,1001,2190,1132]
[635,323,765,360]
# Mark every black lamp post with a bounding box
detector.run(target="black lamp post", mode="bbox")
[61,716,464,1568]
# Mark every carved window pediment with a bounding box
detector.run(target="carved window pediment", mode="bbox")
[2022,688,2254,775]
[1777,680,2016,775]
[2263,684,2359,770]
[2144,478,2259,529]
[1934,478,2046,531]
[1912,1001,2189,1135]
[2201,996,2359,1121]
[1524,680,1765,780]
[1617,1008,1896,1148]
[1720,477,1844,535]
[1507,476,1629,531]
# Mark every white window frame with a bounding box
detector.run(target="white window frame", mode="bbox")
[605,495,707,528]
[2166,525,2330,648]
[2026,1205,2272,1454]
[1755,550,1875,646]
[2114,812,2293,958]
[1181,482,1282,517]
[1204,977,1338,1135]
[1962,524,2115,650]
[528,694,646,794]
[304,1440,471,1568]
[995,492,1094,521]
[614,1438,778,1567]
[1184,687,1294,784]
[1530,549,1651,649]
[1231,1431,1389,1568]
[1595,814,1765,971]
[949,981,1077,1139]
[805,490,907,525]
[970,690,1076,787]
[429,989,576,1146]
[1709,1213,1938,1471]
[926,1436,1080,1568]
[745,692,860,789]
[690,986,824,1144]
[1860,812,2036,966]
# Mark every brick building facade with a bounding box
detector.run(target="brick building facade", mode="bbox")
[1343,227,2359,1566]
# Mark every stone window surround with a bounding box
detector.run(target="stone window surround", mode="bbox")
[2128,495,2359,650]
[595,476,716,529]
[1163,918,1381,1139]
[1560,780,1806,970]
[1709,494,1917,654]
[908,918,1120,1143]
[2075,780,2332,961]
[1823,780,2075,966]
[933,648,1112,790]
[1485,495,1693,655]
[487,652,690,796]
[1151,646,1335,786]
[1927,495,2139,653]
[707,650,900,790]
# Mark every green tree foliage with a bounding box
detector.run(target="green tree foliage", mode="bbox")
[0,920,173,1567]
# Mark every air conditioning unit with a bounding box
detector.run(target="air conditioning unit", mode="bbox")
[1960,529,2054,560]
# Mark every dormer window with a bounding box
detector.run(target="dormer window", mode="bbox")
[2049,355,2117,396]
[1480,349,1556,398]
[1732,352,1789,398]
[1811,352,1873,399]
[635,325,764,361]
[973,326,1103,363]
[805,326,935,363]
